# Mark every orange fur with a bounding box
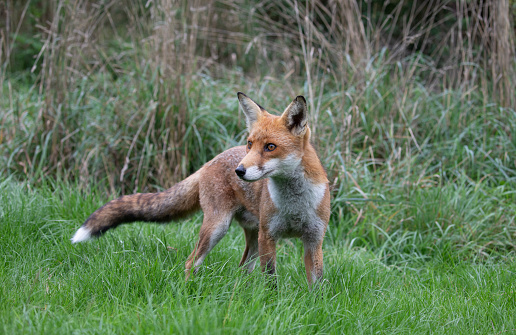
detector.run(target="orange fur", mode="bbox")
[72,93,330,288]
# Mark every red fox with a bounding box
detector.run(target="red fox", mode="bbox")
[72,93,330,287]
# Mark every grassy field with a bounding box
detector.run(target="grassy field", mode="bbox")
[1,180,515,334]
[1,0,516,333]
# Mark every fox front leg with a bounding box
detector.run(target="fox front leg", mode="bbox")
[258,229,277,278]
[303,240,324,289]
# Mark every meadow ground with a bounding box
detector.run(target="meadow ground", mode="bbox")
[1,177,515,334]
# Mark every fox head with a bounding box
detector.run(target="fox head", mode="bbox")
[235,92,310,182]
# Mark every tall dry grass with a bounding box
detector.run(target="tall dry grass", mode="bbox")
[0,0,515,193]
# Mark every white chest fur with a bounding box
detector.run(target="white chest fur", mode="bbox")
[266,175,327,243]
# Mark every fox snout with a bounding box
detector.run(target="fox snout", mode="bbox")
[235,160,277,182]
[235,163,266,181]
[235,165,246,178]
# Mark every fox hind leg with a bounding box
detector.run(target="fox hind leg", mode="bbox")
[185,211,233,280]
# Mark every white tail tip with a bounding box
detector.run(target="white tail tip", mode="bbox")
[71,226,92,243]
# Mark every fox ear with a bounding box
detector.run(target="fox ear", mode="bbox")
[281,96,308,136]
[238,92,265,131]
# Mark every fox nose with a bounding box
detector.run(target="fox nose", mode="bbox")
[235,165,246,178]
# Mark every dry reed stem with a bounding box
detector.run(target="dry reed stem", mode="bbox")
[492,0,515,108]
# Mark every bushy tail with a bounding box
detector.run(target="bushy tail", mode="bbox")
[71,172,201,243]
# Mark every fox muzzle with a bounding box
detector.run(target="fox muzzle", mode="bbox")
[235,165,246,178]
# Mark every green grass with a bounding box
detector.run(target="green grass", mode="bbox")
[1,178,515,334]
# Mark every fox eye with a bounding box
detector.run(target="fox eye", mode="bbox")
[265,143,276,152]
[247,141,252,149]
